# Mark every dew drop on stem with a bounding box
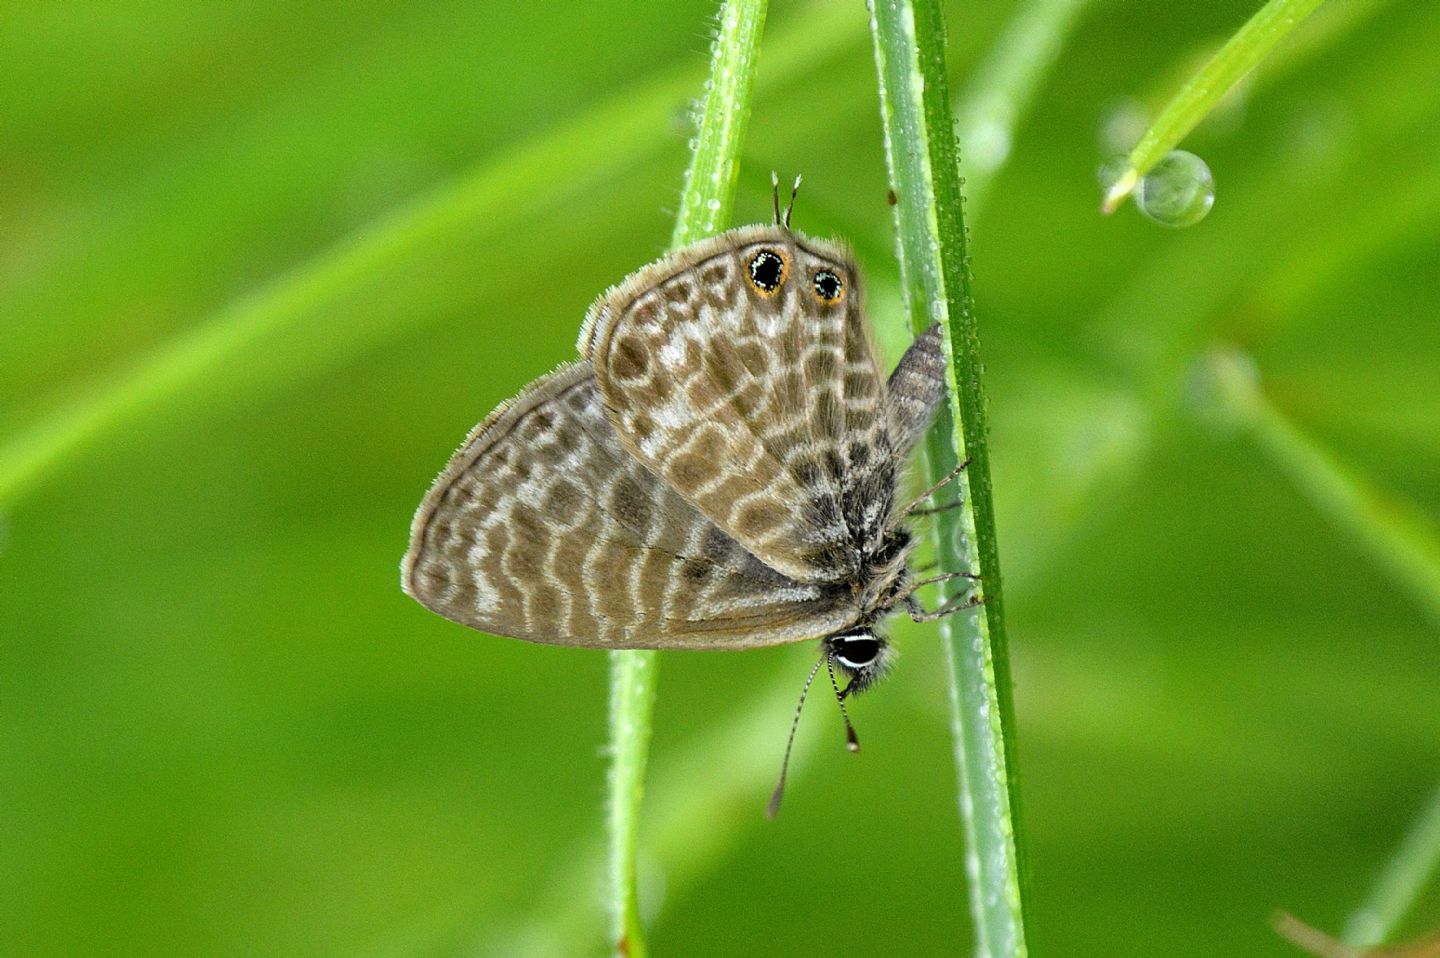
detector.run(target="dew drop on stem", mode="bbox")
[1134,150,1215,228]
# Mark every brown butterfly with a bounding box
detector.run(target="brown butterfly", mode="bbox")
[402,191,974,808]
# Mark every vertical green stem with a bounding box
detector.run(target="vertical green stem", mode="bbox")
[869,2,1031,956]
[671,1,768,248]
[605,2,767,956]
[606,651,659,958]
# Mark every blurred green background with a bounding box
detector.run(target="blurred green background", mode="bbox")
[3,1,1438,956]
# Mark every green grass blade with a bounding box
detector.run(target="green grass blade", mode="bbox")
[1342,782,1440,948]
[606,649,660,958]
[607,3,767,956]
[1204,348,1440,627]
[1101,0,1327,213]
[671,0,768,247]
[869,1,1032,955]
[493,670,825,957]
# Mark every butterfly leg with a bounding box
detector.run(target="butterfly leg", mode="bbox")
[905,570,980,593]
[904,591,984,623]
[902,569,981,617]
[907,498,965,518]
[893,458,970,525]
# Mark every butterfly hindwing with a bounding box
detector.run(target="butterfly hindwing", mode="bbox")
[885,321,947,457]
[402,362,855,648]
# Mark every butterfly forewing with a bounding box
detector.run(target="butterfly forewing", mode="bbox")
[402,362,856,649]
[579,225,895,585]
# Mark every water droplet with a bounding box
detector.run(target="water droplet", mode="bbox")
[1134,151,1214,228]
[705,197,721,212]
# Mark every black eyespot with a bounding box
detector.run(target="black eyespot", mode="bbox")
[834,636,880,667]
[813,269,843,304]
[748,249,786,292]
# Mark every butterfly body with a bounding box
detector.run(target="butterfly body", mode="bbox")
[403,222,954,694]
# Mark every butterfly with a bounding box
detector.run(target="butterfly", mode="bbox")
[401,187,976,808]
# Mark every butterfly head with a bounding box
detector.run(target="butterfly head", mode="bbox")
[824,626,895,698]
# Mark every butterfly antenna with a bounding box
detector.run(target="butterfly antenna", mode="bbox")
[784,174,803,229]
[768,658,824,819]
[771,170,783,227]
[824,655,861,752]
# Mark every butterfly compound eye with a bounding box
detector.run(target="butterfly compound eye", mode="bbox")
[747,249,788,294]
[832,635,880,670]
[812,269,844,305]
[825,631,893,698]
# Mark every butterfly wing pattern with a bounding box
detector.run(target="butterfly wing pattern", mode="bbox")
[884,320,947,459]
[402,362,856,648]
[403,224,948,651]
